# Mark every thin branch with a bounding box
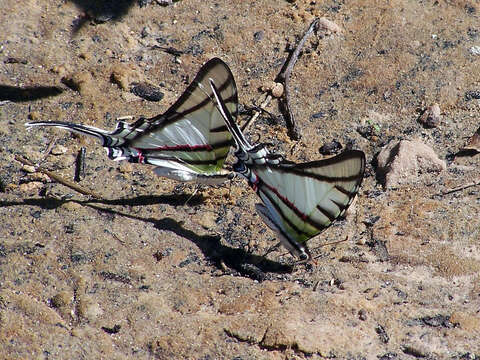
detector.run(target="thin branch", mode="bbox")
[312,236,349,260]
[440,180,480,195]
[276,18,320,141]
[241,94,272,131]
[15,154,103,199]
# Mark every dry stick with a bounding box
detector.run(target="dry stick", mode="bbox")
[276,18,320,141]
[440,180,480,195]
[241,93,272,132]
[15,154,102,199]
[312,236,349,261]
[41,136,58,162]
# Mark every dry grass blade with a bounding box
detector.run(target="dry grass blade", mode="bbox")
[15,154,103,199]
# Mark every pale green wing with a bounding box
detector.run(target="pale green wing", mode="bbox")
[253,150,365,258]
[27,58,237,183]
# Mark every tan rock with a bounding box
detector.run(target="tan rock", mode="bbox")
[377,140,446,188]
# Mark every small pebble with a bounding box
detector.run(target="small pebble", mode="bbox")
[261,81,284,97]
[469,46,480,56]
[131,82,164,102]
[198,211,217,229]
[253,30,264,42]
[51,65,68,77]
[19,181,43,193]
[418,103,441,128]
[317,17,342,34]
[22,164,36,173]
[271,82,284,98]
[461,126,480,153]
[61,201,83,211]
[51,291,73,308]
[51,144,68,155]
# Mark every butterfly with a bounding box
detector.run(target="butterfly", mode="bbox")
[209,78,365,260]
[26,58,237,184]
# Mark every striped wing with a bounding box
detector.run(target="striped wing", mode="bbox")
[209,77,365,259]
[26,58,237,183]
[253,151,365,259]
[133,58,236,180]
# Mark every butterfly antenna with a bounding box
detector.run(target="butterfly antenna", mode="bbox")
[184,185,199,206]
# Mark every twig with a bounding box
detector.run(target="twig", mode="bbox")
[440,180,480,195]
[40,135,58,163]
[74,147,87,182]
[15,154,102,199]
[276,18,320,141]
[104,229,125,245]
[241,93,272,131]
[150,45,183,57]
[312,236,349,260]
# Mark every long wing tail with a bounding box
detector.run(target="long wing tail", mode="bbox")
[25,120,145,161]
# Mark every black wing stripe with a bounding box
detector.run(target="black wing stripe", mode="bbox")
[316,204,336,223]
[154,68,238,128]
[259,178,328,233]
[293,150,366,168]
[152,94,236,129]
[273,166,364,183]
[261,207,307,256]
[333,184,359,197]
[210,125,229,133]
[331,199,350,213]
[258,187,313,238]
[137,138,232,154]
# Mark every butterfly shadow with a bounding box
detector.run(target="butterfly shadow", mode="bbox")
[83,201,294,280]
[68,0,137,34]
[153,218,293,280]
[0,84,63,102]
[79,198,294,279]
[1,192,293,279]
[0,193,205,210]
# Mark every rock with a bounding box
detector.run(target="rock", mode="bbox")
[77,297,103,321]
[111,63,140,91]
[51,144,68,155]
[50,291,73,308]
[118,162,133,174]
[19,181,43,193]
[271,82,284,98]
[28,111,41,121]
[61,71,94,96]
[261,81,283,97]
[376,140,446,188]
[461,125,480,153]
[469,46,480,56]
[21,164,36,173]
[130,82,164,102]
[198,211,216,230]
[317,17,342,34]
[418,103,441,128]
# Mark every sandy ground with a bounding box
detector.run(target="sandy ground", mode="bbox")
[1,0,480,359]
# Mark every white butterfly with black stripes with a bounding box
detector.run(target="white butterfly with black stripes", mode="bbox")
[26,58,237,184]
[209,78,365,261]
